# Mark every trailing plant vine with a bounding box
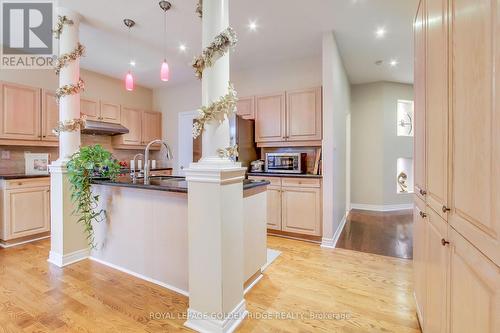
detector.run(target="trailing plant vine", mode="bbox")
[66,145,120,248]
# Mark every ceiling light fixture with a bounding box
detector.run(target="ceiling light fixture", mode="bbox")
[248,20,258,32]
[179,44,187,52]
[375,27,386,38]
[159,0,172,82]
[390,59,399,67]
[124,18,135,91]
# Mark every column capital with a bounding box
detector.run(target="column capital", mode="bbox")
[185,162,246,185]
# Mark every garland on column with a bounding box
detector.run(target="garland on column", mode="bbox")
[53,15,86,135]
[192,4,239,159]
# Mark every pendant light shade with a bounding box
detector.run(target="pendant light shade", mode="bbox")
[125,71,134,91]
[159,1,172,83]
[160,60,170,81]
[124,18,136,92]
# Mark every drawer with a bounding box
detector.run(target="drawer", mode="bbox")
[248,176,282,187]
[3,178,50,190]
[282,177,321,188]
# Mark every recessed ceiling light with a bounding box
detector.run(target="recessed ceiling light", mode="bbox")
[375,60,384,66]
[390,59,399,67]
[129,60,136,67]
[375,27,386,38]
[248,20,258,32]
[179,44,187,52]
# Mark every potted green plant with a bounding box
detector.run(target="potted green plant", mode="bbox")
[66,145,120,248]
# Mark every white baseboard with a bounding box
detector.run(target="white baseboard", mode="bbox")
[184,299,248,333]
[0,235,50,249]
[48,248,89,267]
[321,210,349,249]
[244,273,263,295]
[89,256,189,297]
[350,203,414,212]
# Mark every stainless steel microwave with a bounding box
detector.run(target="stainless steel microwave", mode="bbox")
[265,153,307,174]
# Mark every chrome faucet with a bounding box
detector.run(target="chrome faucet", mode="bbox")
[131,153,144,180]
[144,139,173,184]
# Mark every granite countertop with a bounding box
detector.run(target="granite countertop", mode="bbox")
[0,174,50,180]
[247,172,323,179]
[92,175,270,194]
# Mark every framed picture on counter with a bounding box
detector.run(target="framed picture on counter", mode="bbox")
[25,153,50,175]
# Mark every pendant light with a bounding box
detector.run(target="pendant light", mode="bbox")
[124,18,136,91]
[159,1,172,82]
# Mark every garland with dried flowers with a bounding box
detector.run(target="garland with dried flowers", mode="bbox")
[56,78,85,100]
[191,27,238,79]
[193,84,237,139]
[195,0,203,18]
[217,145,239,160]
[55,42,85,75]
[52,117,86,136]
[53,15,74,39]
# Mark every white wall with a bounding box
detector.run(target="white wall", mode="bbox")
[152,55,322,170]
[351,81,414,210]
[322,32,351,247]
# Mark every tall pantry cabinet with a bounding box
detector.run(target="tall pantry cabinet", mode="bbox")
[413,0,500,332]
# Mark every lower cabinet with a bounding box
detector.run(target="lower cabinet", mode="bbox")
[0,178,50,241]
[248,176,322,237]
[414,197,500,333]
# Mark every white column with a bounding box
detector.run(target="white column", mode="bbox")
[184,1,247,332]
[48,8,88,267]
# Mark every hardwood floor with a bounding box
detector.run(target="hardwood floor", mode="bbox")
[336,209,414,259]
[0,236,420,333]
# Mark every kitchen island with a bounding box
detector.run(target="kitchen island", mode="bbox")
[90,176,269,296]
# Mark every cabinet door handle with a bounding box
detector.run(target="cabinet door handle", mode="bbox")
[442,205,451,213]
[419,211,427,218]
[441,238,450,246]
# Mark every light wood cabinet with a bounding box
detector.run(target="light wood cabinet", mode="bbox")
[248,176,322,237]
[0,178,50,241]
[255,93,286,142]
[0,82,41,141]
[414,0,426,202]
[286,87,322,142]
[449,228,499,333]
[41,90,59,142]
[81,98,99,121]
[236,96,255,120]
[425,0,449,219]
[448,0,500,267]
[113,108,162,149]
[100,101,121,124]
[413,197,427,325]
[255,88,322,146]
[424,208,448,333]
[413,0,500,331]
[141,111,162,144]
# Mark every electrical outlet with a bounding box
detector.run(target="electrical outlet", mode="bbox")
[1,150,10,160]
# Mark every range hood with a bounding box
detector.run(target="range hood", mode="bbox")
[81,120,130,136]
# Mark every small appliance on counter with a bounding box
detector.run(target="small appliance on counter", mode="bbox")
[265,152,307,174]
[250,160,265,172]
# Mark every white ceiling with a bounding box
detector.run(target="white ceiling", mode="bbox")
[59,0,419,88]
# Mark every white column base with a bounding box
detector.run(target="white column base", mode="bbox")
[48,248,89,267]
[184,300,248,333]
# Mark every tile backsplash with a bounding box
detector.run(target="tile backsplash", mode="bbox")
[0,135,163,174]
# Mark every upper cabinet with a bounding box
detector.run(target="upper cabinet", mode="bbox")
[255,93,286,143]
[414,0,426,202]
[81,98,99,121]
[100,101,121,124]
[286,87,322,141]
[449,0,499,267]
[254,87,322,146]
[236,96,255,120]
[41,90,59,142]
[112,109,162,149]
[0,82,41,141]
